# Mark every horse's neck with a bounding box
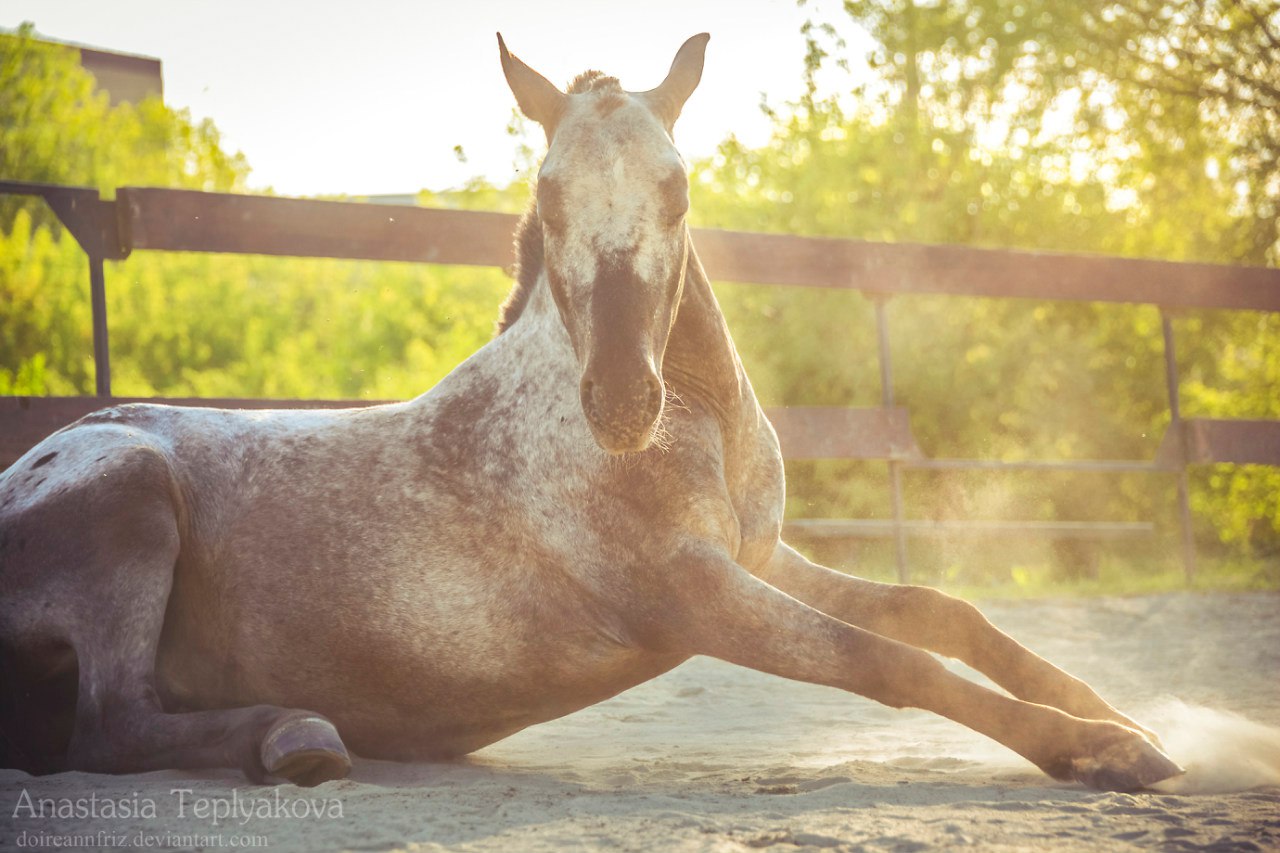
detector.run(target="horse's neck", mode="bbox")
[663,242,749,435]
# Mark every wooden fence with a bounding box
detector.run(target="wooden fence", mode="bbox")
[2,180,1278,582]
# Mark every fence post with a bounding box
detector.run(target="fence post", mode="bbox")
[873,296,909,583]
[89,253,111,397]
[1160,309,1196,583]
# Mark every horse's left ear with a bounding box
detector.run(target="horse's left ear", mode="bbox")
[643,33,710,128]
[497,33,567,132]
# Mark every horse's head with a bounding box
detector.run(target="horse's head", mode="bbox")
[498,33,709,454]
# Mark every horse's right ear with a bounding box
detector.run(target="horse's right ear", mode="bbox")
[497,34,566,131]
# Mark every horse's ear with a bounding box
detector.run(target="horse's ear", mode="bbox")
[643,33,710,128]
[497,33,566,131]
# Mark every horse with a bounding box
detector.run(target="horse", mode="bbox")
[0,33,1182,792]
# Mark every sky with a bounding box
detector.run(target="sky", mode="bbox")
[2,0,870,197]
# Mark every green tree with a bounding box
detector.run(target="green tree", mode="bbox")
[0,24,507,401]
[0,24,248,219]
[688,0,1279,570]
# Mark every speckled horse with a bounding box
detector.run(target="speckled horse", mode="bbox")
[0,34,1181,791]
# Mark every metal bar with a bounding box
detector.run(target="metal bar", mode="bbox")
[888,465,908,581]
[906,458,1170,473]
[767,406,922,460]
[1162,313,1183,424]
[0,183,127,398]
[784,518,1156,539]
[88,254,111,396]
[1161,310,1197,583]
[875,299,895,407]
[874,296,910,583]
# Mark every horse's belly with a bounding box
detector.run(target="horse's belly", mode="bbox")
[333,647,685,760]
[159,621,681,760]
[156,547,683,759]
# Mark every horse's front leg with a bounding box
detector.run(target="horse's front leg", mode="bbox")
[756,542,1159,742]
[649,543,1182,791]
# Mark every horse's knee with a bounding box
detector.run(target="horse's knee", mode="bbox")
[888,584,989,659]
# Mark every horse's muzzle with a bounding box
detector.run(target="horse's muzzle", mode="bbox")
[579,371,664,454]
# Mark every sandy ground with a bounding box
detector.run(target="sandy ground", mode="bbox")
[1,591,1277,852]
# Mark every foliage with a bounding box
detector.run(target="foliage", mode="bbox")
[0,23,248,226]
[0,24,508,402]
[687,0,1280,573]
[0,206,509,401]
[1,12,1276,585]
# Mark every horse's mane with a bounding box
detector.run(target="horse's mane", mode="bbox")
[495,71,627,336]
[495,195,543,336]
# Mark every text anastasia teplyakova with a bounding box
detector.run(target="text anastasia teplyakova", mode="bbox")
[12,788,343,826]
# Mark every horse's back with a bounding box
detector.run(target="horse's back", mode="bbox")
[0,400,389,620]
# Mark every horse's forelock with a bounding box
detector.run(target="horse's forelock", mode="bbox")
[567,70,621,95]
[567,71,627,115]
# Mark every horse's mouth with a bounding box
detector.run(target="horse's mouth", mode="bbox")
[579,370,666,455]
[582,396,666,455]
[586,417,662,455]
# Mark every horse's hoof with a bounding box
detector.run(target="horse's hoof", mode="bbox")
[1112,713,1164,752]
[261,714,352,787]
[1070,728,1184,792]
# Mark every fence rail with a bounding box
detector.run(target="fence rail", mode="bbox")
[3,180,1279,582]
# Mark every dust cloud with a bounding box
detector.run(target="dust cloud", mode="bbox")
[1145,699,1280,794]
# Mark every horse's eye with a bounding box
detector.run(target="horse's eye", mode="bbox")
[659,173,689,224]
[538,180,566,230]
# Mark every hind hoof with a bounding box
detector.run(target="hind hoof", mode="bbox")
[1071,728,1184,792]
[261,714,351,787]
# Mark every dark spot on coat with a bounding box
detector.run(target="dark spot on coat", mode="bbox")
[427,377,501,473]
[32,452,57,470]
